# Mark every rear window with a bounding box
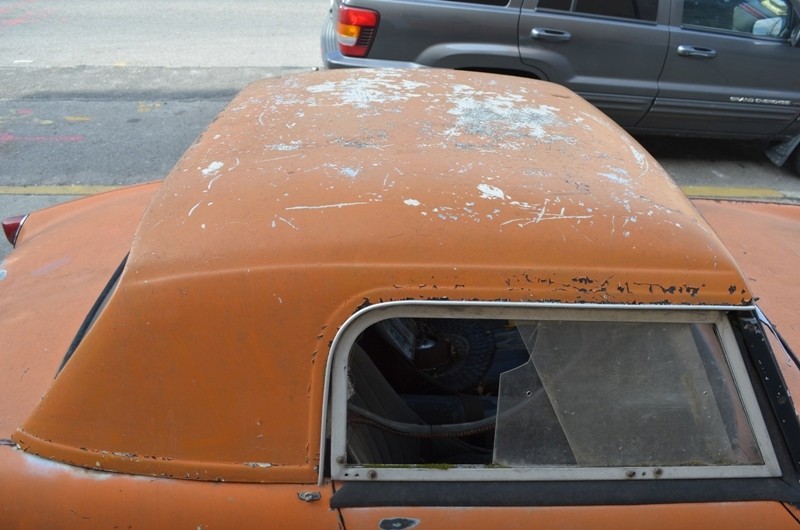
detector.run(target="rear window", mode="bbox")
[329,304,779,482]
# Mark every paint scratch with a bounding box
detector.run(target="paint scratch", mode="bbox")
[286,201,370,211]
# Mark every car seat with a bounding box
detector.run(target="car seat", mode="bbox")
[733,0,787,33]
[346,344,423,465]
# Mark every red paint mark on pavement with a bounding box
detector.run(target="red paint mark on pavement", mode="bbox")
[0,132,85,143]
[0,0,50,30]
[2,18,31,27]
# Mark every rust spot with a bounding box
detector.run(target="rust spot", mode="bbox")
[380,518,420,530]
[356,298,371,312]
[297,491,322,503]
[683,285,702,297]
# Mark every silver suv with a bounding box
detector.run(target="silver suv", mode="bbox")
[322,0,800,174]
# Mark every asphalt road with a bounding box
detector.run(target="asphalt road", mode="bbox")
[1,0,800,260]
[0,0,329,258]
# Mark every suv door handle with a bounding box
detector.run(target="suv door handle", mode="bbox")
[676,45,717,58]
[531,28,572,42]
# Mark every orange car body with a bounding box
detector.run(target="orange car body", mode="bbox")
[1,69,799,528]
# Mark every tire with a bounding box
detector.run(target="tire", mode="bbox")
[418,319,495,393]
[789,147,800,177]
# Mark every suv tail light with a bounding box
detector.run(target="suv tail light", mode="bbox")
[336,5,379,57]
[3,214,28,247]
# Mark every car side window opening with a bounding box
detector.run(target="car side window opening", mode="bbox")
[683,0,791,38]
[536,0,659,22]
[335,310,780,481]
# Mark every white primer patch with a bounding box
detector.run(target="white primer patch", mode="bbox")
[269,141,303,152]
[201,161,224,176]
[478,183,506,200]
[441,85,572,149]
[16,449,145,481]
[628,144,647,167]
[599,171,631,185]
[341,167,361,178]
[243,462,273,469]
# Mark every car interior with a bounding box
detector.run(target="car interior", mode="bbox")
[684,0,790,37]
[343,316,765,471]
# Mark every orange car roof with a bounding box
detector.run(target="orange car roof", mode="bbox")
[127,68,748,305]
[15,68,751,483]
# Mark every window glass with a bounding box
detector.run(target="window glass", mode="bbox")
[537,0,659,21]
[447,0,509,5]
[494,321,761,467]
[684,0,790,37]
[342,315,765,474]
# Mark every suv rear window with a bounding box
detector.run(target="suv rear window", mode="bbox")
[537,0,659,21]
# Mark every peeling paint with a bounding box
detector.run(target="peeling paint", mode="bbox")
[243,462,272,469]
[599,169,631,185]
[340,166,360,178]
[305,71,427,111]
[379,517,420,529]
[269,141,303,152]
[478,183,506,200]
[319,162,366,179]
[201,161,224,176]
[442,84,573,150]
[17,449,138,481]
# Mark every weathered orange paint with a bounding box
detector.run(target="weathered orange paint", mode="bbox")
[2,69,797,527]
[0,182,157,437]
[0,448,339,529]
[694,198,800,415]
[693,199,800,353]
[337,502,800,529]
[10,69,754,483]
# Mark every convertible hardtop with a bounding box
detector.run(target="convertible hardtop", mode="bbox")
[2,69,795,485]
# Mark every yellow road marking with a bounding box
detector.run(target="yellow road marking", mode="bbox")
[64,116,92,122]
[0,185,120,196]
[680,185,784,199]
[137,101,162,113]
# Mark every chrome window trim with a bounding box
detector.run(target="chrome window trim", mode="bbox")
[319,301,779,484]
